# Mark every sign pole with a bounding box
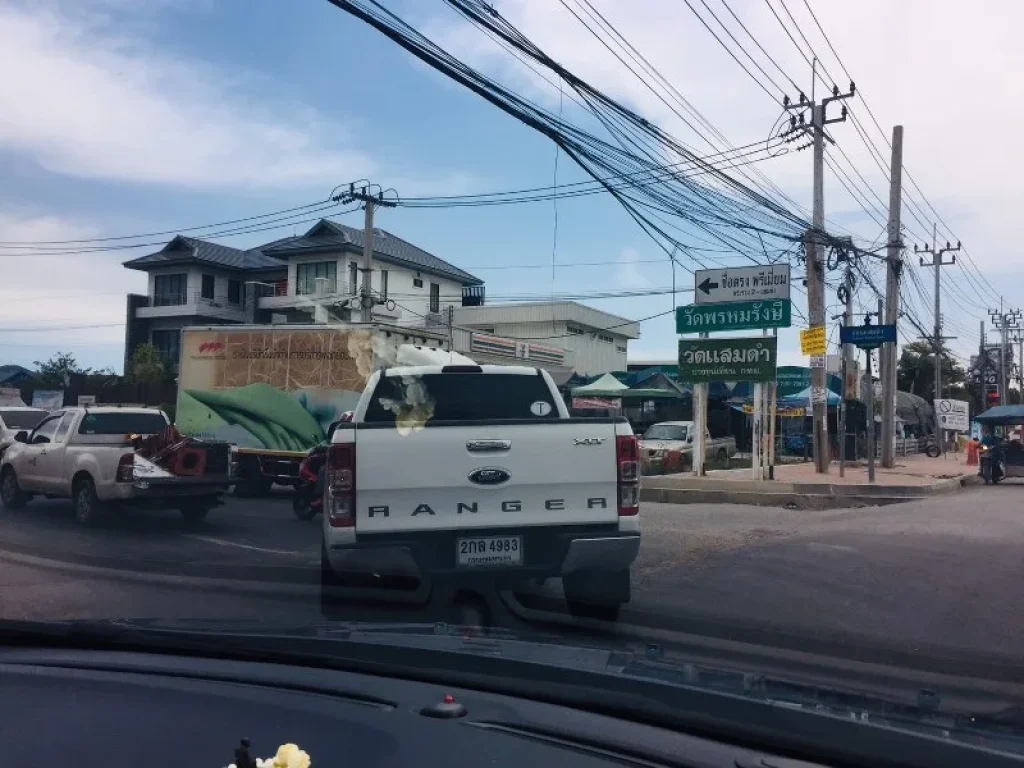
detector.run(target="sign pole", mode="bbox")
[693,331,708,477]
[752,381,762,480]
[768,328,778,480]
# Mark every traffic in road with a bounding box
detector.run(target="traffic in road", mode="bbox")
[3,483,1023,682]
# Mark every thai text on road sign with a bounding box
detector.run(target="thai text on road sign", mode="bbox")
[693,264,791,305]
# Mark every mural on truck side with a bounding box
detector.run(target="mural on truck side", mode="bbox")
[175,328,384,452]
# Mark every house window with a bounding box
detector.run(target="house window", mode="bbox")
[151,330,181,370]
[297,261,337,295]
[153,273,187,306]
[566,325,585,336]
[597,333,614,343]
[616,344,628,353]
[227,279,242,304]
[379,269,388,300]
[349,262,359,295]
[413,277,423,288]
[201,274,215,300]
[429,283,440,313]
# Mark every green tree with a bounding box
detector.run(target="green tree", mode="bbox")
[33,352,92,388]
[896,340,966,401]
[129,343,166,383]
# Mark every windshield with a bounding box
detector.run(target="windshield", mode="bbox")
[642,425,688,441]
[0,409,47,430]
[3,0,1021,761]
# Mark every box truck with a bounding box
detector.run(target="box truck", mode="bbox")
[174,324,449,496]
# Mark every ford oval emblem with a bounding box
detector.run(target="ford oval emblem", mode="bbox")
[468,467,511,486]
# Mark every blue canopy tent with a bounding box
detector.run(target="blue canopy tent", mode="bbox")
[778,386,842,408]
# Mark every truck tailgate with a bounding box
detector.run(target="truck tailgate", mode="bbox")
[354,422,619,533]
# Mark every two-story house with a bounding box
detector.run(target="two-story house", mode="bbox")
[123,218,485,372]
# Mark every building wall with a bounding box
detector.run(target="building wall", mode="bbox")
[280,250,465,328]
[455,317,629,376]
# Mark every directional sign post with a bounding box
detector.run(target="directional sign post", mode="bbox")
[693,264,791,305]
[676,299,791,334]
[839,324,897,349]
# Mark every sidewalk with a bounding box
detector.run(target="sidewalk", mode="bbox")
[641,452,979,509]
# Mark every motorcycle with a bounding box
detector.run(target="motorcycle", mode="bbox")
[979,443,1004,484]
[292,443,327,520]
[293,412,351,521]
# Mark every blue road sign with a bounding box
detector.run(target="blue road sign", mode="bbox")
[839,324,897,349]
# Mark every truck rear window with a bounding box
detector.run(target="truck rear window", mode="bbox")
[78,412,168,435]
[364,372,557,424]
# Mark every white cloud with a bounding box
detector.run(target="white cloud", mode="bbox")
[614,246,650,290]
[0,212,142,345]
[0,3,374,188]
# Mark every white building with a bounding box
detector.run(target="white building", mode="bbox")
[122,219,485,372]
[451,301,640,377]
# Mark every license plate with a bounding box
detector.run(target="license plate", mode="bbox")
[456,535,523,568]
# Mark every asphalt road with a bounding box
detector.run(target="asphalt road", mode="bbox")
[2,483,1023,678]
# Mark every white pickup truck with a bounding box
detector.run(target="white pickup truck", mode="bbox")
[0,406,233,525]
[321,363,641,621]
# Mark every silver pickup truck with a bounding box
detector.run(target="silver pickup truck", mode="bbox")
[638,420,737,474]
[0,406,233,525]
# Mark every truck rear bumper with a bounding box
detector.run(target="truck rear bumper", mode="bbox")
[100,475,233,502]
[324,524,640,594]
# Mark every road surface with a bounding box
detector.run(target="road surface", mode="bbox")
[2,483,1022,679]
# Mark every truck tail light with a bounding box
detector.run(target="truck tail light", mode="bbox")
[326,442,356,528]
[116,453,134,483]
[616,434,640,516]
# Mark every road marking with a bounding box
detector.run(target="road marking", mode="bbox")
[183,534,300,557]
[806,542,856,553]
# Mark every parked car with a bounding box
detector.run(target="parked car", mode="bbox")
[0,406,234,525]
[638,421,737,474]
[0,406,48,461]
[321,362,641,621]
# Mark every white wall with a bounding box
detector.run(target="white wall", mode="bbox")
[281,249,465,328]
[461,319,628,376]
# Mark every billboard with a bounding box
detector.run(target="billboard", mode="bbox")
[175,328,378,452]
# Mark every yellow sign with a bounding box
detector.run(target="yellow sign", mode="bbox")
[800,325,827,356]
[740,404,805,417]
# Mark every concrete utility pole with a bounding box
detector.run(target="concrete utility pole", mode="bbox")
[880,126,903,469]
[865,298,883,483]
[336,183,397,323]
[988,303,1022,406]
[835,253,855,477]
[782,81,855,474]
[914,226,960,406]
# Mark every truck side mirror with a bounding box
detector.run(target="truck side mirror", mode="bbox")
[14,431,28,443]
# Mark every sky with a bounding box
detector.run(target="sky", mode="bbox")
[1,0,1021,377]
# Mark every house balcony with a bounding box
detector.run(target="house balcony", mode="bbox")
[135,292,248,322]
[256,280,402,321]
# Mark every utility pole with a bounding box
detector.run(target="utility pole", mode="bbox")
[988,302,1022,407]
[880,126,904,469]
[834,251,856,477]
[913,226,960,407]
[336,183,397,323]
[782,81,855,474]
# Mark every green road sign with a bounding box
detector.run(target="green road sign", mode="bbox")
[676,299,791,334]
[678,336,778,383]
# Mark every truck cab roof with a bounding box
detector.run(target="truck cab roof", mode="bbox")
[381,364,543,378]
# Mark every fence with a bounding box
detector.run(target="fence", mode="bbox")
[16,377,178,416]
